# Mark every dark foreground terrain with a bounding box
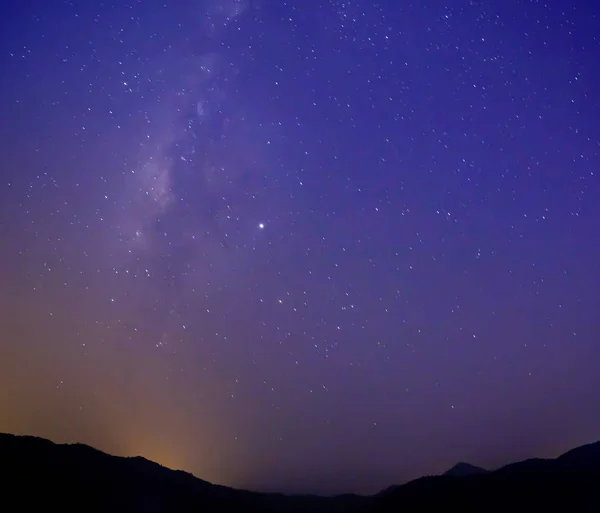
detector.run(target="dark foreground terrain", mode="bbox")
[1,432,599,512]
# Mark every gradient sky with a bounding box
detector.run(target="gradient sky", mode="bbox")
[1,0,599,496]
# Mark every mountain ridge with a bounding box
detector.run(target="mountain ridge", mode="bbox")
[1,432,599,512]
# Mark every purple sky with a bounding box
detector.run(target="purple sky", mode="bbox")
[0,0,599,496]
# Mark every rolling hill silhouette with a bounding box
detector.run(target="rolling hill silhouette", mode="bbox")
[1,432,599,512]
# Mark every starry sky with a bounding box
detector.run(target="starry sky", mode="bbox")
[1,0,599,497]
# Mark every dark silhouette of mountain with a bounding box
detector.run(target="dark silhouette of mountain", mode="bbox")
[0,433,368,513]
[374,441,600,512]
[443,461,488,477]
[1,433,599,512]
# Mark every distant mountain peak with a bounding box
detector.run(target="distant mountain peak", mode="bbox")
[443,462,487,477]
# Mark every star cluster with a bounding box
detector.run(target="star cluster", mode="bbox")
[0,0,599,496]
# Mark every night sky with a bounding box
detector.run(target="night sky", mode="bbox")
[1,0,599,496]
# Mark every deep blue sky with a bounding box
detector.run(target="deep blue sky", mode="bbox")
[1,0,599,496]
